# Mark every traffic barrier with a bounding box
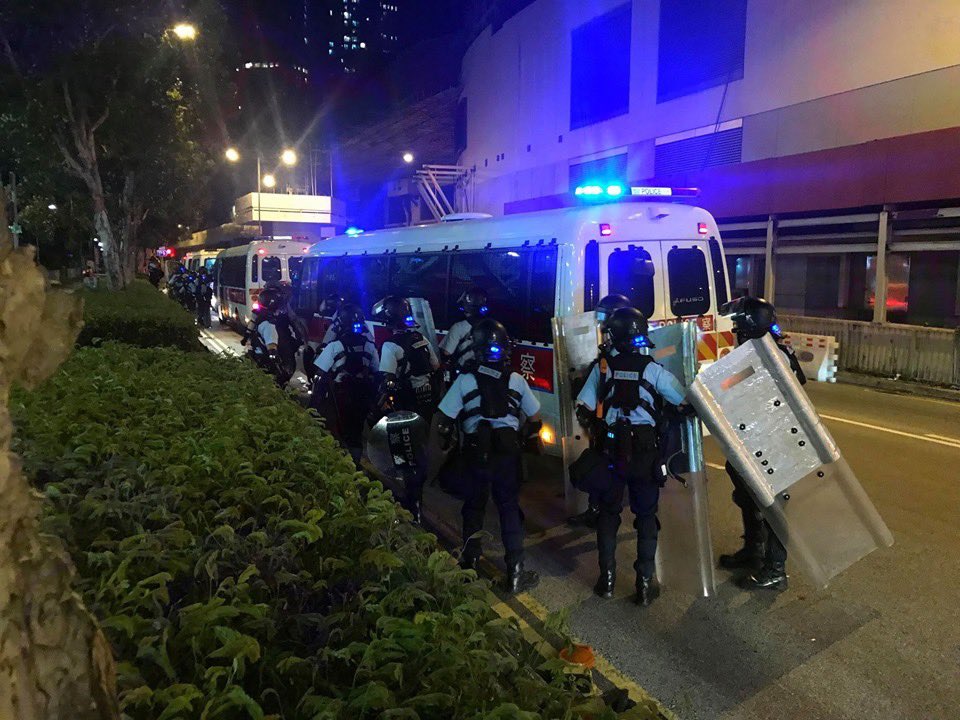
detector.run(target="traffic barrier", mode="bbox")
[784,332,839,382]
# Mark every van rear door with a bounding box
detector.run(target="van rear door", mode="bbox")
[598,241,666,321]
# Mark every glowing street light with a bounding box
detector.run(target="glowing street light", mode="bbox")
[402,151,415,164]
[172,23,197,41]
[281,149,298,166]
[47,203,57,211]
[225,147,240,163]
[261,173,277,189]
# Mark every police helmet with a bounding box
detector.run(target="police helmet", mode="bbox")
[320,293,344,315]
[471,318,511,364]
[458,287,489,319]
[337,303,367,338]
[607,307,655,352]
[372,295,416,329]
[595,293,631,327]
[720,296,782,340]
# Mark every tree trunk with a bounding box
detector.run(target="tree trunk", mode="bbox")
[0,205,117,719]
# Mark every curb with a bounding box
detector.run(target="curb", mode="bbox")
[836,371,960,403]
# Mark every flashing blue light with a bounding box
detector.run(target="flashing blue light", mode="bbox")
[345,226,364,237]
[770,323,782,335]
[606,184,624,197]
[632,335,651,348]
[575,182,629,200]
[479,305,489,315]
[404,315,416,327]
[352,322,364,334]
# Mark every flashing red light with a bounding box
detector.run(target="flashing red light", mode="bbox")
[252,302,262,312]
[302,246,309,253]
[599,223,613,237]
[697,222,709,235]
[257,248,266,255]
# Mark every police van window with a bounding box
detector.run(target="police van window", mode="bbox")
[527,247,557,343]
[297,257,319,311]
[220,255,244,287]
[250,255,258,283]
[708,238,729,307]
[344,256,391,312]
[262,256,282,284]
[608,246,655,317]
[584,240,599,311]
[391,254,450,328]
[288,256,303,285]
[450,250,526,339]
[667,246,711,317]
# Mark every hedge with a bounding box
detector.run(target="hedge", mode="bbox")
[77,279,203,351]
[12,343,614,720]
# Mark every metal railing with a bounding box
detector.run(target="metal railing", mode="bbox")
[780,315,960,387]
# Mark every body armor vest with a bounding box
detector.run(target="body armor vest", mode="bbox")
[392,330,434,379]
[332,335,375,381]
[460,364,522,425]
[600,352,661,421]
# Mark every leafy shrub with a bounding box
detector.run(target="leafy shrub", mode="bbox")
[12,343,611,720]
[77,279,203,351]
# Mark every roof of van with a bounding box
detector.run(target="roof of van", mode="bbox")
[306,202,716,257]
[217,239,312,258]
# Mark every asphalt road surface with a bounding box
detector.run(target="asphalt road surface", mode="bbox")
[201,326,959,719]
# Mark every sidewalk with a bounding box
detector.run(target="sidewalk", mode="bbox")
[837,370,960,402]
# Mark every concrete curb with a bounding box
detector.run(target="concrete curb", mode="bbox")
[837,371,960,403]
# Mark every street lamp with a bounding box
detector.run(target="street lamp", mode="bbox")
[402,151,415,164]
[281,149,297,166]
[261,174,277,189]
[47,203,57,211]
[224,146,298,238]
[225,147,241,163]
[172,23,197,41]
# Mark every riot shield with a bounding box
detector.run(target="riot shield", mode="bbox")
[648,321,717,598]
[409,297,440,354]
[366,411,429,482]
[552,311,601,514]
[688,335,893,588]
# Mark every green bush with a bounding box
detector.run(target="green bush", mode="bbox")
[77,279,203,351]
[12,343,610,720]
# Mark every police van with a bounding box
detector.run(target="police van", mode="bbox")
[297,186,734,452]
[183,249,219,273]
[216,239,311,327]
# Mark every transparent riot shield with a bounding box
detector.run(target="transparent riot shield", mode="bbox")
[648,321,717,598]
[688,335,894,588]
[366,411,429,482]
[552,312,601,514]
[409,297,440,355]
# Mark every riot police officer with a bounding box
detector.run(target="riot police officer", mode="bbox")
[439,287,489,376]
[718,296,806,591]
[312,303,379,462]
[575,307,687,606]
[436,318,543,594]
[194,266,213,328]
[372,295,442,522]
[243,283,301,385]
[319,293,346,346]
[568,293,632,529]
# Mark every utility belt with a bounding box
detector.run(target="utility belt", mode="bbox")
[463,421,520,467]
[598,418,657,466]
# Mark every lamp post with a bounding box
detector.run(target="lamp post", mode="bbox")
[171,23,197,41]
[226,147,297,238]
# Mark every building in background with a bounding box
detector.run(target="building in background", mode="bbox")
[457,0,960,329]
[313,0,401,75]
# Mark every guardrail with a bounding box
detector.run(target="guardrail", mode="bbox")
[784,332,839,382]
[780,315,960,387]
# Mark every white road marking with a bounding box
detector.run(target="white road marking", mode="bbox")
[926,433,960,443]
[820,413,960,450]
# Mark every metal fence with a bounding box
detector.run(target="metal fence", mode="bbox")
[780,315,960,387]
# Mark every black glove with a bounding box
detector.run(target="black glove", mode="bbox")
[575,404,595,431]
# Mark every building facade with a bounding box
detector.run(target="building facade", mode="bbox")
[458,0,960,329]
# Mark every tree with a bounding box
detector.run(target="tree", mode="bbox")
[0,0,232,289]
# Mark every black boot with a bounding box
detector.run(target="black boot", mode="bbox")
[567,503,600,528]
[718,540,766,570]
[593,569,616,599]
[738,563,788,591]
[504,561,539,594]
[634,576,660,606]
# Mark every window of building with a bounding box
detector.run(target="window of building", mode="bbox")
[608,246,656,318]
[727,254,765,299]
[657,0,747,103]
[667,247,710,316]
[569,153,628,192]
[570,3,631,130]
[261,256,282,284]
[708,238,729,307]
[654,126,743,176]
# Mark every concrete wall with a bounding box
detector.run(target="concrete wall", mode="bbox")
[459,0,960,214]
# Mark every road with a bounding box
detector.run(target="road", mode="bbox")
[200,326,960,718]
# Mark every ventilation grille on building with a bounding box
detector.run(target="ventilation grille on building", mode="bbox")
[654,126,743,176]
